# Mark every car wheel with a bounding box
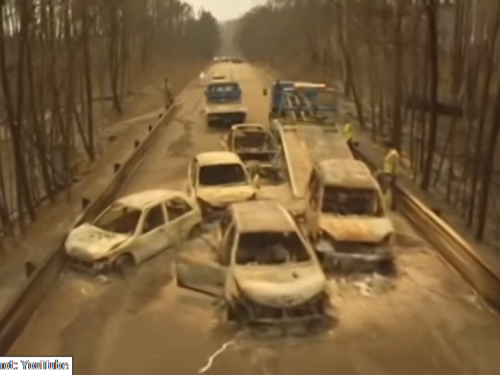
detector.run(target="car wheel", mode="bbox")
[114,254,135,277]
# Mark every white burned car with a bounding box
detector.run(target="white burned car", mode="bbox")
[187,151,260,218]
[305,159,395,271]
[176,200,331,325]
[65,189,202,272]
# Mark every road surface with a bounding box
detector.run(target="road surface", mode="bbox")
[8,63,500,375]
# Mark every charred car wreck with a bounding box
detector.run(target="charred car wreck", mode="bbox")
[65,190,202,273]
[176,200,333,326]
[305,159,395,273]
[186,151,260,219]
[221,123,283,184]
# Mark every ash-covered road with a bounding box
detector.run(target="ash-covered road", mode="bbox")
[9,63,500,375]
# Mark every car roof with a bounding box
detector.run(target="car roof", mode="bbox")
[195,151,243,166]
[317,159,377,188]
[230,200,297,233]
[116,189,186,209]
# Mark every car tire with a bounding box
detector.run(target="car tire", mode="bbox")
[114,254,135,277]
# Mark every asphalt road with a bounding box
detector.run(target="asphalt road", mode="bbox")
[8,63,500,375]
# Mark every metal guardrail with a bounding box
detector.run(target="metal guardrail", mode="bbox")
[353,148,500,312]
[0,100,181,355]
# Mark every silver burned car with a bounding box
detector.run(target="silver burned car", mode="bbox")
[175,199,332,325]
[65,189,202,273]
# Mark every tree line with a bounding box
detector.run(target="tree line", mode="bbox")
[0,0,219,247]
[236,0,500,253]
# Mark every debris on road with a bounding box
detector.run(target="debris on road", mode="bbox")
[198,340,236,373]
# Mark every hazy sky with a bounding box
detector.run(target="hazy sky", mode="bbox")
[186,0,266,21]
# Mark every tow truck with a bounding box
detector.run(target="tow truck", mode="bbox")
[264,80,354,198]
[264,81,393,272]
[204,77,247,127]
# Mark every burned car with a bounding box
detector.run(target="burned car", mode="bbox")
[65,189,202,273]
[186,151,260,218]
[304,159,395,272]
[220,123,283,183]
[176,200,332,325]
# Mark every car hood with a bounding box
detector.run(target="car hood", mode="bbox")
[65,223,130,260]
[320,215,394,243]
[232,263,326,307]
[197,185,255,207]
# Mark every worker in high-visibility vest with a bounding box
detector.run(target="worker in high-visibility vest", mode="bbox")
[342,121,353,148]
[381,141,400,210]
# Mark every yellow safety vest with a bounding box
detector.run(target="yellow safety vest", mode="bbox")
[383,149,400,175]
[342,123,352,141]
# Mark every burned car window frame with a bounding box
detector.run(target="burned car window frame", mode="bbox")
[232,231,312,266]
[94,204,142,235]
[141,204,166,234]
[320,185,382,217]
[196,162,250,187]
[165,197,193,221]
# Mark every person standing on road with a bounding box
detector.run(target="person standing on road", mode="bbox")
[342,120,353,149]
[163,78,173,109]
[381,141,400,210]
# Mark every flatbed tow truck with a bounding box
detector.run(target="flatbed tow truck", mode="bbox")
[204,76,247,127]
[265,80,354,198]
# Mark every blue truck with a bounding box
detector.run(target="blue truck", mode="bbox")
[204,77,247,127]
[266,80,338,121]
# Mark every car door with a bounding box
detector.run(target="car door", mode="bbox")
[165,196,196,240]
[186,160,198,198]
[176,224,236,298]
[133,203,172,263]
[305,171,321,239]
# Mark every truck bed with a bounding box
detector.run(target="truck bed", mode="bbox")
[279,123,354,198]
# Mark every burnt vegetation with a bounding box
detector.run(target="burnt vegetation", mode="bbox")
[235,0,500,255]
[0,0,219,249]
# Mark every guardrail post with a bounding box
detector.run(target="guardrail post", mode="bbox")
[148,125,153,132]
[114,163,120,172]
[25,261,36,278]
[82,198,90,209]
[134,140,140,148]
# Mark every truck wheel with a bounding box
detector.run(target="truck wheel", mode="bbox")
[114,254,135,277]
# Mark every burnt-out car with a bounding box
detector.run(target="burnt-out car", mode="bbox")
[220,124,283,184]
[175,200,333,326]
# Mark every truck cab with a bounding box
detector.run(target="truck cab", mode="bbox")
[205,78,242,104]
[304,158,395,272]
[204,78,247,127]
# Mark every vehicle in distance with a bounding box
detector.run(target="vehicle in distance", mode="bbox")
[204,78,247,127]
[220,123,283,184]
[65,190,202,273]
[176,200,332,325]
[186,151,260,218]
[305,159,395,272]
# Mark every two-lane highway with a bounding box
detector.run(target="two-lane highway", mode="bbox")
[9,63,500,375]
